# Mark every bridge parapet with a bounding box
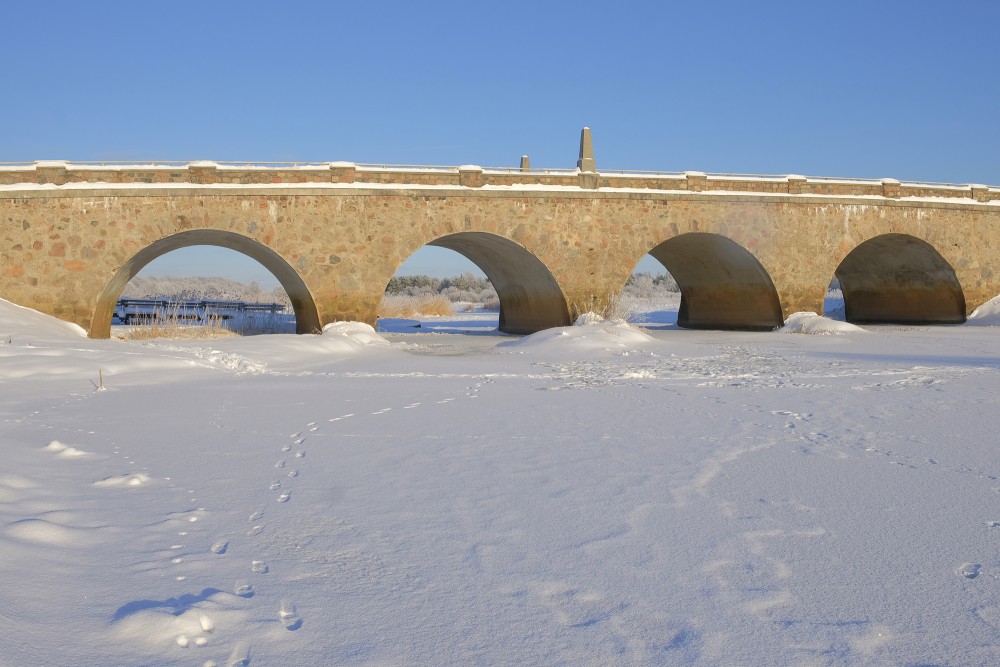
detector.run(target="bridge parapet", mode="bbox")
[1,161,996,203]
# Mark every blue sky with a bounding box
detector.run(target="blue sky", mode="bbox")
[5,1,998,286]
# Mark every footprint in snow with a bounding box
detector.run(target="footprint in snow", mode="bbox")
[280,600,302,631]
[226,643,251,666]
[957,562,981,579]
[274,459,286,469]
[234,581,254,598]
[403,403,421,409]
[210,541,228,555]
[251,560,268,574]
[268,481,281,491]
[281,444,291,452]
[287,469,299,478]
[277,492,291,504]
[295,450,305,459]
[247,525,263,537]
[248,510,264,521]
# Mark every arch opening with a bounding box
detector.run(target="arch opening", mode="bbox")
[620,255,682,328]
[833,233,966,324]
[379,232,569,335]
[645,233,784,330]
[91,230,320,339]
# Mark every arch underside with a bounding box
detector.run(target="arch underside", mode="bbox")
[90,230,320,339]
[835,233,966,324]
[649,233,784,330]
[428,232,570,334]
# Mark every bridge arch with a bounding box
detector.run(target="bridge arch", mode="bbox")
[834,233,966,324]
[389,231,570,334]
[645,233,784,330]
[90,229,321,338]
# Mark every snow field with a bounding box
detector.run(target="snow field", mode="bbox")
[2,299,1000,664]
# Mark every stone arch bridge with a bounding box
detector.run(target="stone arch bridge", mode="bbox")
[1,159,998,338]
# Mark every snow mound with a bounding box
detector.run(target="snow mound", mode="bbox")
[322,321,390,346]
[323,321,391,347]
[500,318,656,354]
[0,298,87,341]
[574,311,606,326]
[93,473,153,488]
[43,440,92,458]
[778,312,868,335]
[965,295,1000,326]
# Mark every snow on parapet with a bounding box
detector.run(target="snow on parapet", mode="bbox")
[777,312,867,334]
[186,160,219,169]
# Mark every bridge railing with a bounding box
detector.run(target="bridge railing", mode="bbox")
[0,160,995,201]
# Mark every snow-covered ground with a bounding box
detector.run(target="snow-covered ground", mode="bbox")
[3,299,1000,666]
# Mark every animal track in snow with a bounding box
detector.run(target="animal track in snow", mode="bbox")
[251,560,268,574]
[371,408,391,415]
[234,581,254,598]
[328,413,354,421]
[281,444,291,452]
[248,510,264,521]
[287,469,299,478]
[294,450,305,459]
[403,403,421,409]
[268,481,281,491]
[246,525,263,537]
[277,492,291,503]
[274,459,286,469]
[210,541,228,555]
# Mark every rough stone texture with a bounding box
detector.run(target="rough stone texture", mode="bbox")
[2,169,999,337]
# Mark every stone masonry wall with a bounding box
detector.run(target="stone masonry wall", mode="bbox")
[2,181,999,336]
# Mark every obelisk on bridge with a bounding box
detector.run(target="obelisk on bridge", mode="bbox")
[577,127,596,172]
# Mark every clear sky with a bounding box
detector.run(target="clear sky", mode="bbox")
[5,1,998,286]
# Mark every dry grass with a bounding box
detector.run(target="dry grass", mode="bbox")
[570,291,639,324]
[113,315,238,341]
[378,294,455,318]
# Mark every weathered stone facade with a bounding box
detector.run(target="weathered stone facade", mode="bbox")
[1,163,998,337]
